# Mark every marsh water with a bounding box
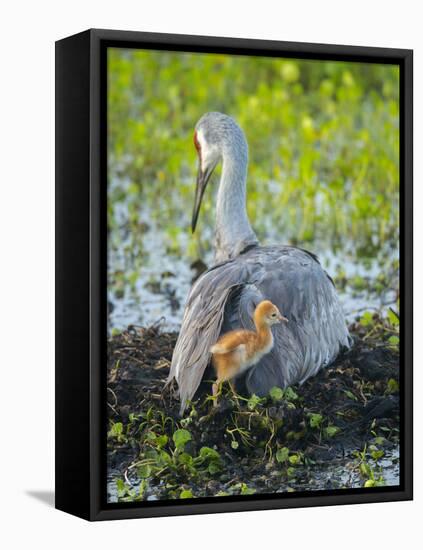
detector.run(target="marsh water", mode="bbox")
[107,199,399,333]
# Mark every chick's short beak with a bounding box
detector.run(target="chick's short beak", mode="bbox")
[278,314,289,323]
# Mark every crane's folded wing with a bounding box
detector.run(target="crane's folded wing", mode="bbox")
[168,255,264,413]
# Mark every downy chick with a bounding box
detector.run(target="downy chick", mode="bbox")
[210,300,288,404]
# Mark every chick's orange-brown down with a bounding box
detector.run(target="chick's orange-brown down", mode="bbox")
[210,300,288,401]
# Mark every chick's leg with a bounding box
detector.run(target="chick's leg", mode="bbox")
[212,379,222,407]
[228,380,241,407]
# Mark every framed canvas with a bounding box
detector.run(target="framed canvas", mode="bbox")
[55,29,413,521]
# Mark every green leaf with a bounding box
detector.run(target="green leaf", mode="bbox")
[158,450,172,466]
[284,387,299,401]
[276,447,290,463]
[344,390,358,401]
[269,386,284,401]
[309,413,323,428]
[178,452,193,466]
[364,479,376,488]
[172,429,192,450]
[208,462,222,475]
[231,440,239,450]
[360,463,372,478]
[325,425,340,438]
[288,454,300,465]
[180,489,193,499]
[281,62,300,83]
[137,464,152,479]
[156,434,168,448]
[371,449,384,460]
[247,394,262,410]
[116,478,126,497]
[240,483,256,495]
[138,479,147,499]
[388,335,399,346]
[360,311,373,327]
[145,448,159,461]
[110,422,123,437]
[199,446,220,460]
[387,308,399,326]
[386,378,399,394]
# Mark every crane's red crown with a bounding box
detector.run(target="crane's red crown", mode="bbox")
[193,130,201,156]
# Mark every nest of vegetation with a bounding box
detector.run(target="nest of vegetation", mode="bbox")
[107,314,400,502]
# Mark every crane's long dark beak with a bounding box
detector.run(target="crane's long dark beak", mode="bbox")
[191,164,214,233]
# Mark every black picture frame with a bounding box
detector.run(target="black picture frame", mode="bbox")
[55,28,413,521]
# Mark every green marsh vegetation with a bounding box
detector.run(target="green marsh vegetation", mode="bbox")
[106,50,400,501]
[107,48,399,329]
[108,49,399,251]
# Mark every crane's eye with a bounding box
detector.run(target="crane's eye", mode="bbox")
[271,313,277,318]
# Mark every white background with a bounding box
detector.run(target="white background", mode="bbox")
[0,0,420,548]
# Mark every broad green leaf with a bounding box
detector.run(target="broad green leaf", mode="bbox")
[269,386,284,401]
[387,308,399,326]
[208,462,222,475]
[178,452,193,466]
[240,483,256,495]
[247,394,262,410]
[137,464,152,479]
[344,390,358,401]
[360,311,373,326]
[172,429,192,450]
[284,387,299,401]
[156,435,168,448]
[309,413,323,428]
[325,425,340,438]
[199,447,220,460]
[276,447,290,463]
[386,378,399,394]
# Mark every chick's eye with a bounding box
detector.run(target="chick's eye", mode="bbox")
[271,313,277,318]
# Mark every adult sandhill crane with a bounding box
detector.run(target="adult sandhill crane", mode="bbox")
[168,112,351,414]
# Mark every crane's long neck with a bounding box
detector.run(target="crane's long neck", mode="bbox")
[214,150,258,263]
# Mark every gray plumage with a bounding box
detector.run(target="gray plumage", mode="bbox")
[167,112,351,413]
